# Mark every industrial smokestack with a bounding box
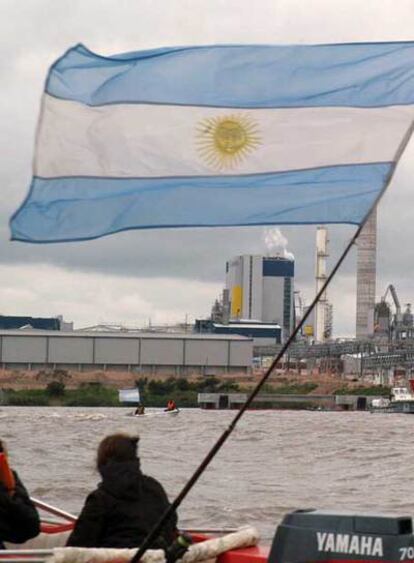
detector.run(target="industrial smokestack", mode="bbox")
[315,226,328,342]
[356,209,377,338]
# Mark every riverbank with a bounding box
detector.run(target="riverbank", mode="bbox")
[0,367,390,407]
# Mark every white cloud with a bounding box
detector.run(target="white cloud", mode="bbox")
[0,263,220,328]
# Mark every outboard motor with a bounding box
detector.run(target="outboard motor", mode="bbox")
[269,509,414,562]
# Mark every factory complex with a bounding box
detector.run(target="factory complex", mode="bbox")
[1,212,413,384]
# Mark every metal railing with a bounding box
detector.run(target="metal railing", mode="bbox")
[254,339,376,359]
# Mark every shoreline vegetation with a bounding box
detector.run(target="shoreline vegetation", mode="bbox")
[0,369,391,408]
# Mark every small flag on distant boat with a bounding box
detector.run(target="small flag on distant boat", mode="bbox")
[10,42,414,243]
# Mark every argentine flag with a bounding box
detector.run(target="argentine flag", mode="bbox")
[10,42,414,243]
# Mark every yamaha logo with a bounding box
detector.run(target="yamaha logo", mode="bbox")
[317,532,383,557]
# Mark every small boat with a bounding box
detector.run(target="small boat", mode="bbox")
[163,408,180,415]
[129,408,180,418]
[2,499,413,563]
[4,498,265,562]
[119,388,180,417]
[370,384,414,414]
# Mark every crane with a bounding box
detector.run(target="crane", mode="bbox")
[382,284,402,324]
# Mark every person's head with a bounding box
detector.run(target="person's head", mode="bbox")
[97,433,139,471]
[0,440,7,454]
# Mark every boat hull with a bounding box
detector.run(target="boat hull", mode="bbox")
[130,409,180,417]
[371,400,414,414]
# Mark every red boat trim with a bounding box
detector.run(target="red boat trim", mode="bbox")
[40,522,75,534]
[191,532,269,563]
[217,544,269,563]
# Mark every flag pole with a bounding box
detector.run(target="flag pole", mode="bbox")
[131,218,368,562]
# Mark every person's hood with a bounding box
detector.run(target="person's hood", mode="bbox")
[98,458,143,500]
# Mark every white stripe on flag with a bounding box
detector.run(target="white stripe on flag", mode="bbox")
[36,95,414,179]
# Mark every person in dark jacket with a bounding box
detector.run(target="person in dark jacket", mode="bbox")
[67,433,177,549]
[0,441,40,549]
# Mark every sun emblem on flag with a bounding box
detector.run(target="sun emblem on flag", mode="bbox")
[196,114,261,170]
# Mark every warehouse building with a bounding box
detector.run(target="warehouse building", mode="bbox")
[0,331,252,375]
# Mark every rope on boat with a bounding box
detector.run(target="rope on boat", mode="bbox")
[47,547,165,563]
[181,526,259,562]
[43,526,259,563]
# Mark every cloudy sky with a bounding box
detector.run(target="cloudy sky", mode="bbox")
[1,0,414,335]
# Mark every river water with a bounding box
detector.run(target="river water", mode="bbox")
[1,407,413,543]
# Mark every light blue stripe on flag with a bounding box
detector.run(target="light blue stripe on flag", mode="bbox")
[11,163,391,243]
[46,42,414,108]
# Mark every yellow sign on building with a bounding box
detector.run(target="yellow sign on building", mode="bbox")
[231,285,243,317]
[303,325,314,336]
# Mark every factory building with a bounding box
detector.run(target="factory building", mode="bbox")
[0,315,73,331]
[0,330,252,375]
[195,319,282,346]
[225,254,294,340]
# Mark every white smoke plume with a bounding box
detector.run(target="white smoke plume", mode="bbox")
[262,227,295,260]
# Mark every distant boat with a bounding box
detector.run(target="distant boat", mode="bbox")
[118,388,140,404]
[119,387,180,416]
[370,384,414,414]
[130,408,180,418]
